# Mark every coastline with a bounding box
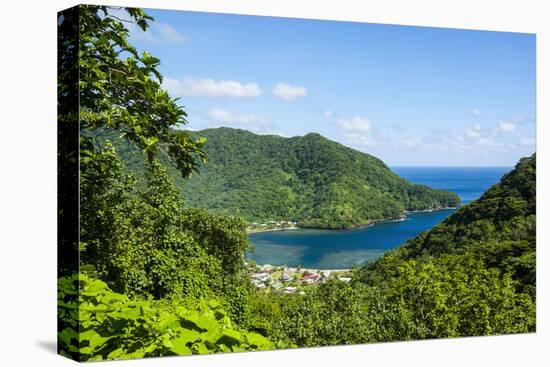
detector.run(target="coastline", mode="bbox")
[249,263,352,278]
[247,206,459,234]
[246,226,300,234]
[338,206,459,231]
[300,267,352,274]
[338,216,406,231]
[404,206,458,214]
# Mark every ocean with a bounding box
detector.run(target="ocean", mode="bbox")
[247,166,511,269]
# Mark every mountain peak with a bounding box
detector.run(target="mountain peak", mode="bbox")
[106,128,460,229]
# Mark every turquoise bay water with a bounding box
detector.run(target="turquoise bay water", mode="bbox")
[247,167,511,269]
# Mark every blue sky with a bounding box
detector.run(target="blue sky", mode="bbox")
[121,8,536,166]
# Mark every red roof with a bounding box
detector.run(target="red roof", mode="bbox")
[302,273,321,280]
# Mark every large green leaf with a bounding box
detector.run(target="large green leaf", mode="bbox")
[246,332,272,348]
[173,328,200,344]
[218,329,241,345]
[170,344,192,355]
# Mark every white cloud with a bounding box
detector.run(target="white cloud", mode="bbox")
[334,116,532,161]
[519,136,536,147]
[323,110,334,118]
[476,137,496,146]
[498,120,516,132]
[470,109,483,117]
[105,8,189,44]
[207,108,265,125]
[335,116,380,148]
[336,115,531,158]
[463,124,507,150]
[401,137,422,149]
[163,77,262,98]
[342,133,379,147]
[466,124,482,139]
[206,108,282,135]
[337,116,371,132]
[347,116,533,161]
[272,82,308,101]
[130,22,189,44]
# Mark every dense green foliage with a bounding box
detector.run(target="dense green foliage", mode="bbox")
[68,5,250,302]
[59,6,278,361]
[58,275,286,361]
[75,5,206,177]
[82,154,251,300]
[60,4,207,280]
[245,253,534,346]
[110,127,460,229]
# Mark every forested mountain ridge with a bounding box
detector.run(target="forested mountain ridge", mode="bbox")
[404,154,536,258]
[109,127,460,229]
[355,153,536,301]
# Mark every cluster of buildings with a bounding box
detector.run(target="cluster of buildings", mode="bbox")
[248,263,351,294]
[266,220,297,226]
[249,220,298,230]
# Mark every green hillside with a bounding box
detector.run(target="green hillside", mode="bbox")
[355,153,536,299]
[405,154,535,259]
[108,127,459,229]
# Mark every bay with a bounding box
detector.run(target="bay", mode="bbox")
[247,166,511,269]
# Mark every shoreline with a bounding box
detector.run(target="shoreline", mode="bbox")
[246,226,300,234]
[404,206,458,214]
[299,267,352,274]
[248,263,352,275]
[247,206,459,234]
[246,262,353,273]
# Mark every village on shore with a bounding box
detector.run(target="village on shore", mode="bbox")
[247,220,299,233]
[246,261,352,294]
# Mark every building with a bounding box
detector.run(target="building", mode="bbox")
[283,286,297,294]
[279,272,291,282]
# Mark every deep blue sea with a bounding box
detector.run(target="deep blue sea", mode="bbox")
[247,167,511,269]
